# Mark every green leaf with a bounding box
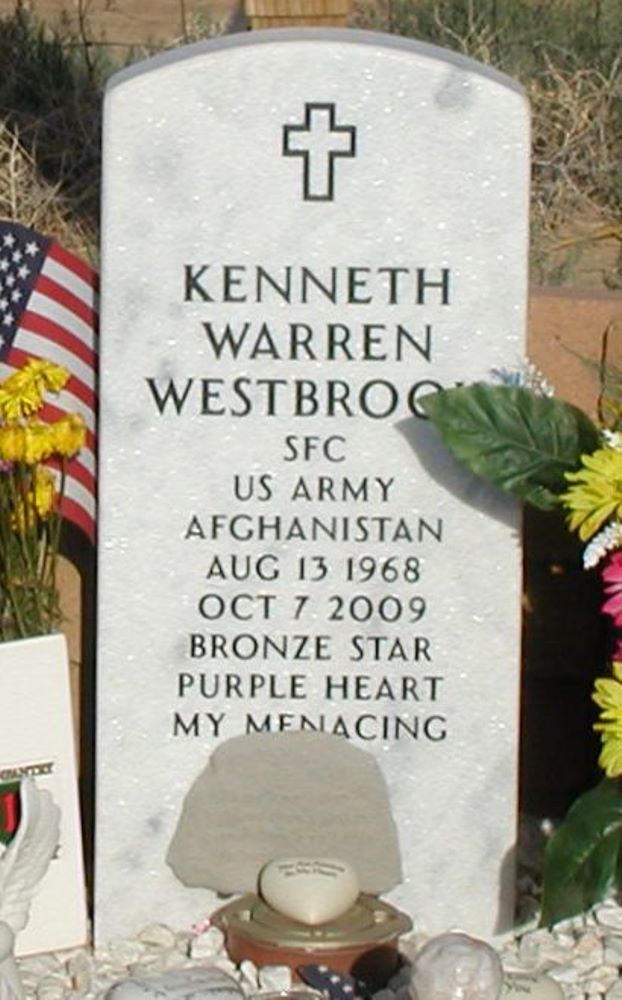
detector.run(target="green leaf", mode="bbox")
[540,779,622,926]
[419,385,600,511]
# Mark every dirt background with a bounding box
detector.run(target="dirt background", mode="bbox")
[1,0,241,45]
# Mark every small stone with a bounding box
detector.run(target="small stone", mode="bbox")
[583,965,619,994]
[107,939,147,966]
[104,967,246,1000]
[574,930,602,955]
[36,974,68,1000]
[175,931,193,955]
[67,950,94,991]
[239,960,260,990]
[517,930,570,971]
[568,931,604,974]
[138,923,178,950]
[257,965,292,992]
[606,980,622,1000]
[545,964,580,986]
[410,933,503,1000]
[189,925,226,961]
[502,972,564,1000]
[21,956,63,976]
[551,932,575,950]
[213,959,240,980]
[162,952,194,971]
[129,955,169,975]
[593,902,622,930]
[603,933,622,964]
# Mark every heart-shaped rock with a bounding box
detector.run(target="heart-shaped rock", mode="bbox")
[259,856,359,925]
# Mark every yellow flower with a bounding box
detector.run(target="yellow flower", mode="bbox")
[0,424,26,462]
[560,447,622,541]
[0,359,69,421]
[31,466,56,517]
[50,414,86,458]
[593,662,622,777]
[0,422,55,464]
[11,467,57,532]
[23,423,55,464]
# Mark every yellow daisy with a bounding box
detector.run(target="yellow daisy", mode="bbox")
[0,359,69,421]
[0,423,55,464]
[560,447,622,541]
[51,414,86,458]
[593,662,622,777]
[0,424,26,462]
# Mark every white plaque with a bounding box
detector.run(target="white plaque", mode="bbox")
[0,633,87,955]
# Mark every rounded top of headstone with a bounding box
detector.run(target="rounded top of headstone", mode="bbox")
[166,731,402,894]
[105,28,527,107]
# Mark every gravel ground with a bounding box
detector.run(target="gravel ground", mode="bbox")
[16,819,622,1000]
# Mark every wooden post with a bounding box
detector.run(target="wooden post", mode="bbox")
[244,0,353,29]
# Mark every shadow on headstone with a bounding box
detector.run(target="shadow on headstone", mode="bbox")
[397,415,604,820]
[167,731,402,894]
[60,523,96,900]
[396,416,518,530]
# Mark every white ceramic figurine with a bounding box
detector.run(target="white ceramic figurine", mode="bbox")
[0,778,60,1000]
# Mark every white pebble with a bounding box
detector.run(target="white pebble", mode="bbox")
[603,933,622,964]
[545,964,580,985]
[189,926,226,961]
[257,965,292,992]
[212,959,240,980]
[595,903,622,931]
[606,980,622,1000]
[106,940,147,966]
[175,931,192,955]
[138,924,177,950]
[583,965,620,993]
[574,931,603,955]
[550,915,588,935]
[67,950,94,991]
[518,930,569,971]
[552,932,575,949]
[128,955,168,975]
[21,955,63,976]
[239,960,259,990]
[36,974,69,1000]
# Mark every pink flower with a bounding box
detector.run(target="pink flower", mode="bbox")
[602,551,622,626]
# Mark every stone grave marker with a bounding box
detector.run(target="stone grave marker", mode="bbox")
[96,29,530,942]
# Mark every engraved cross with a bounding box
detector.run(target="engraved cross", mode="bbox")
[283,103,357,202]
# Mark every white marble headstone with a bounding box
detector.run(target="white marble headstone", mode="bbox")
[96,29,529,942]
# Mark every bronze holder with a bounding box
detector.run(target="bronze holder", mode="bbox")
[212,893,412,990]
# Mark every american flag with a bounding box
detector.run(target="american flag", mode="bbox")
[0,220,97,543]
